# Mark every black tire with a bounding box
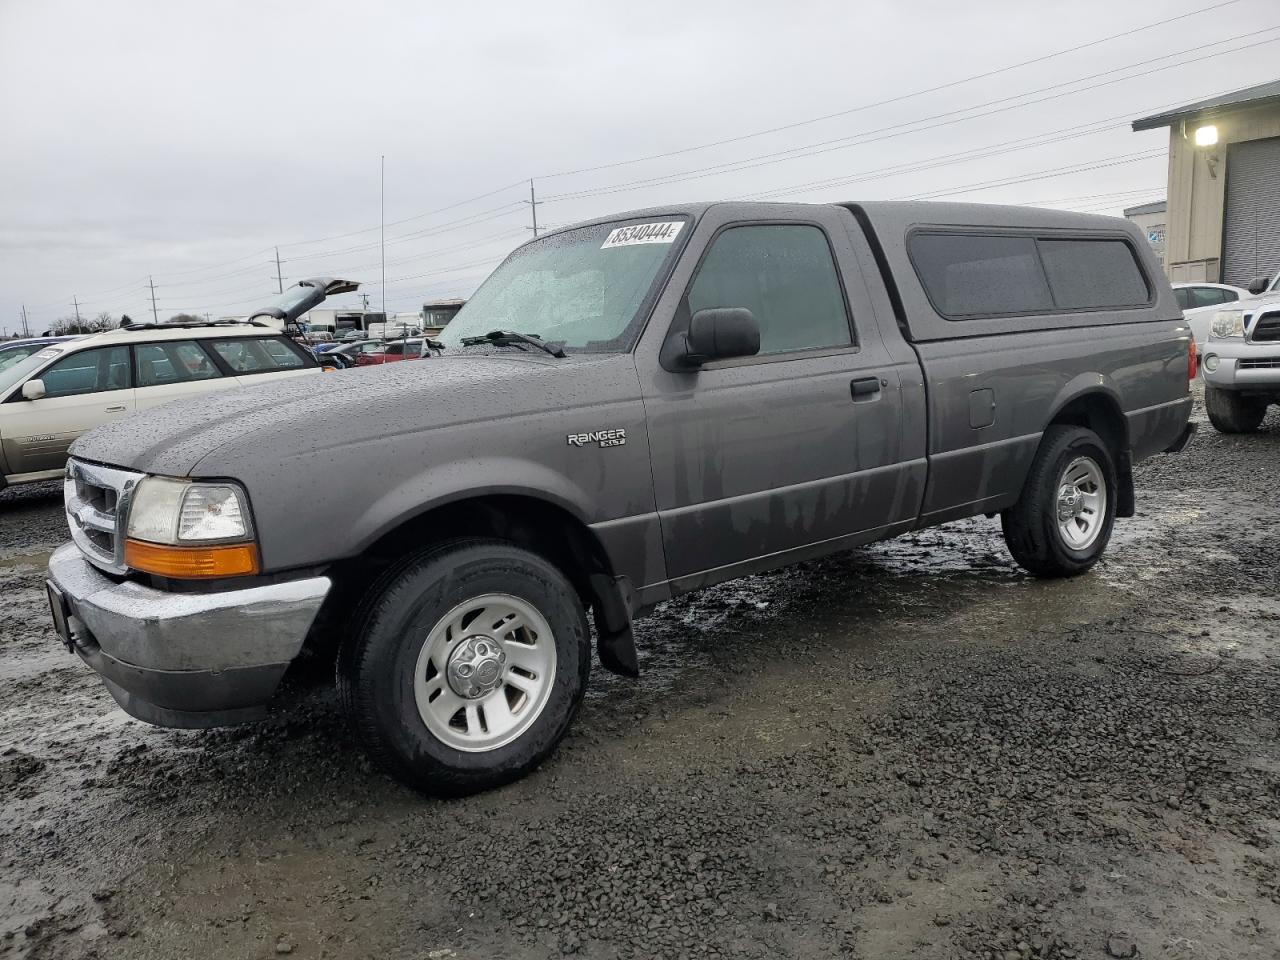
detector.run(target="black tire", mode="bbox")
[1001,425,1117,578]
[1204,385,1266,434]
[337,539,591,796]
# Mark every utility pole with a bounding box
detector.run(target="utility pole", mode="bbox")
[359,292,370,310]
[148,276,159,323]
[20,304,30,337]
[275,247,284,294]
[380,155,386,320]
[72,296,82,326]
[526,179,540,237]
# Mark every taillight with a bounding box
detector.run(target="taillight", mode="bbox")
[1188,337,1198,380]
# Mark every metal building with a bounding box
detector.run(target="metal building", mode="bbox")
[1132,80,1280,285]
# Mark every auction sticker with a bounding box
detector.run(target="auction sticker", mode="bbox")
[601,221,684,248]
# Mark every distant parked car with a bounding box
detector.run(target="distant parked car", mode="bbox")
[0,336,79,372]
[0,322,323,489]
[1173,282,1250,353]
[353,338,425,366]
[327,339,384,359]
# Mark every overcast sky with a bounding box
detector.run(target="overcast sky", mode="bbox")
[1,0,1276,334]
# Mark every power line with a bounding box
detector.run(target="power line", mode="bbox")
[540,28,1280,205]
[895,149,1166,201]
[534,0,1244,181]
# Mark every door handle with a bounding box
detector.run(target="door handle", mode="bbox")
[850,377,883,400]
[105,405,127,412]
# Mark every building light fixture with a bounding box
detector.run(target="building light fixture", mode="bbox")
[1194,124,1218,147]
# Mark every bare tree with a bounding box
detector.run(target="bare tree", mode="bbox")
[50,312,118,335]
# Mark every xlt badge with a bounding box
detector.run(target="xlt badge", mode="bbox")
[568,428,626,448]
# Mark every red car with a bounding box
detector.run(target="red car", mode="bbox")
[353,338,425,366]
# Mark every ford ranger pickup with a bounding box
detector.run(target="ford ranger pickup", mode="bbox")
[45,201,1196,795]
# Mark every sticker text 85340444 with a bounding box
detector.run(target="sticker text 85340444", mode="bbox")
[600,222,684,249]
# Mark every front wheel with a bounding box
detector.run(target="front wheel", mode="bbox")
[1204,384,1267,434]
[1002,425,1117,578]
[337,539,591,796]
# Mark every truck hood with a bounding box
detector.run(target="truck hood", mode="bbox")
[1237,289,1280,315]
[69,353,608,477]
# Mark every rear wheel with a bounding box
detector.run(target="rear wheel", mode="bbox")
[1204,385,1267,434]
[1002,425,1117,578]
[337,539,590,796]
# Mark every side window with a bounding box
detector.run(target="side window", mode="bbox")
[910,234,1052,317]
[385,343,404,356]
[258,338,307,368]
[40,346,131,398]
[1038,239,1149,310]
[686,224,852,355]
[135,341,223,387]
[1174,288,1192,310]
[1191,287,1237,308]
[209,337,307,374]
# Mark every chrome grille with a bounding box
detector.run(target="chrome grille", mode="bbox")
[1239,357,1280,369]
[64,459,145,574]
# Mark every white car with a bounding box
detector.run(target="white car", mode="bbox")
[1173,282,1250,352]
[0,322,323,490]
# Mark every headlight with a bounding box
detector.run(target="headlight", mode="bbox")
[128,477,253,543]
[1210,310,1246,338]
[124,477,259,578]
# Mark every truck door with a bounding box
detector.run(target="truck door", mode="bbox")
[638,207,917,589]
[0,345,134,476]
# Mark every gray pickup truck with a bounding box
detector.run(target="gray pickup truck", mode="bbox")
[46,201,1195,795]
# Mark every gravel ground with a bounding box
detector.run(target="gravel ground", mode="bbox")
[2,396,1279,960]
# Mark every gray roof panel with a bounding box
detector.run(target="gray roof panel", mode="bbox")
[1132,79,1280,131]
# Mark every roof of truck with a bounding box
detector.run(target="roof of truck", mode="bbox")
[541,200,1131,238]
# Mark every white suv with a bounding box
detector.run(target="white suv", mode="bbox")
[0,322,321,490]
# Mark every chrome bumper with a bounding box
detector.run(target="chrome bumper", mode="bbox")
[47,543,330,727]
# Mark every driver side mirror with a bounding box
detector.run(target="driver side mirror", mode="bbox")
[679,308,761,368]
[1247,275,1271,295]
[22,379,46,401]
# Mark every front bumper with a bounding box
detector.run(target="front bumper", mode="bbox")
[1201,339,1280,392]
[47,543,330,728]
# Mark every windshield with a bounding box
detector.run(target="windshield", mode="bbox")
[0,343,46,372]
[0,348,63,397]
[439,217,688,353]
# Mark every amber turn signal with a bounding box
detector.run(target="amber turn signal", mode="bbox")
[123,539,260,579]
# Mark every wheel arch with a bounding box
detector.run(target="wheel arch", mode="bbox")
[307,491,640,676]
[1043,381,1133,517]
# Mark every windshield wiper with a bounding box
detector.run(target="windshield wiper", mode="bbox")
[459,330,566,358]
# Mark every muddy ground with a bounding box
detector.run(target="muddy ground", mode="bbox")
[2,396,1278,960]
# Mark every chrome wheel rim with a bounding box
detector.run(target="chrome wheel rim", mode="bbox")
[1055,455,1106,550]
[413,593,557,753]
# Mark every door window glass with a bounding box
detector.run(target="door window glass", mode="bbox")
[209,337,307,373]
[687,224,852,355]
[135,341,223,386]
[39,347,132,398]
[1190,287,1238,308]
[1174,288,1192,310]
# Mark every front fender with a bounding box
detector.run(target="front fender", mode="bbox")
[346,456,598,558]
